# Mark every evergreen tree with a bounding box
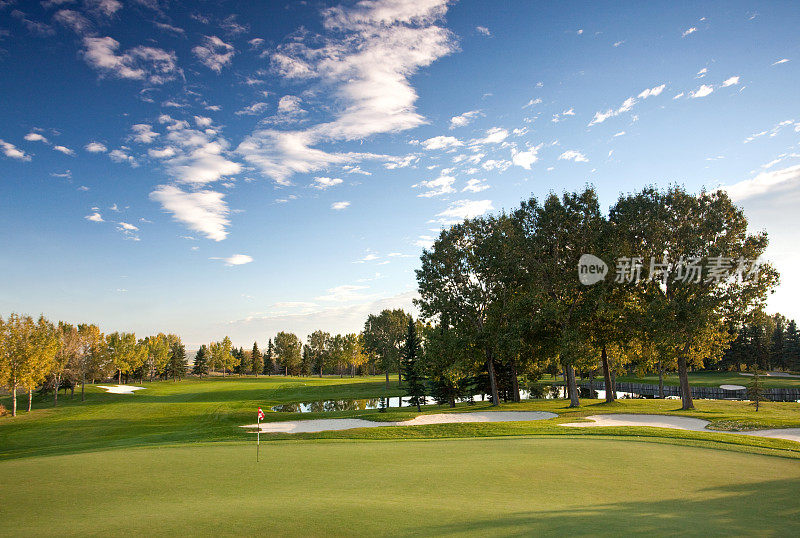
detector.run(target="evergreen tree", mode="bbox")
[401,318,426,411]
[786,320,800,371]
[167,341,187,380]
[770,316,787,370]
[251,342,262,378]
[747,367,766,411]
[192,345,209,378]
[263,338,274,375]
[301,344,313,376]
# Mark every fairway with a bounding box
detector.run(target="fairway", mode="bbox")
[2,438,800,536]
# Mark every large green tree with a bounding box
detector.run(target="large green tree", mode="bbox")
[363,309,409,388]
[610,187,779,409]
[274,332,302,375]
[401,318,426,411]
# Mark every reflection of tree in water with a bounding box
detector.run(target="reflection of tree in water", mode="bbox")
[272,403,302,412]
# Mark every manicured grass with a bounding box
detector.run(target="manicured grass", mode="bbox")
[2,438,800,536]
[3,375,800,461]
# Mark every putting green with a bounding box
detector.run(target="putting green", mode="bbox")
[2,437,799,536]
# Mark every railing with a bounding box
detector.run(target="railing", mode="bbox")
[578,381,800,402]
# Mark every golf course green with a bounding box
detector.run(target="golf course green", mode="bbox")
[2,375,800,535]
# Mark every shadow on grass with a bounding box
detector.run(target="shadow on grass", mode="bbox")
[412,478,800,535]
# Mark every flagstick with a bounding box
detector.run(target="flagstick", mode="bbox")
[257,413,260,463]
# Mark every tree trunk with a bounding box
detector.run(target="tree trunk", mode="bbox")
[54,379,59,406]
[449,394,455,408]
[677,355,694,410]
[28,388,32,412]
[12,384,17,417]
[658,360,664,399]
[510,358,521,402]
[566,364,580,408]
[81,371,86,402]
[385,370,389,390]
[486,350,500,406]
[398,360,403,388]
[118,369,122,384]
[601,344,614,403]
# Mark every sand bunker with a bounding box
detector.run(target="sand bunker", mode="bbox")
[561,414,800,443]
[719,384,746,390]
[96,385,146,394]
[242,411,557,434]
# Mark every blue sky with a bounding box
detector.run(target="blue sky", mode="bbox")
[1,0,799,348]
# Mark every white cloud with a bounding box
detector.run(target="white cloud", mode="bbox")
[53,145,75,156]
[85,142,107,153]
[239,0,456,184]
[449,110,481,129]
[462,178,489,193]
[109,148,136,166]
[384,154,418,169]
[194,116,213,128]
[117,222,138,231]
[697,67,708,78]
[435,199,494,224]
[192,35,235,73]
[511,146,540,169]
[614,131,626,137]
[150,184,230,241]
[24,132,48,143]
[315,284,370,303]
[638,84,665,99]
[523,97,542,108]
[311,176,343,189]
[414,174,456,197]
[588,94,642,126]
[148,146,178,159]
[84,212,104,222]
[422,135,462,150]
[475,26,491,36]
[691,84,714,98]
[0,139,32,161]
[235,102,270,116]
[331,201,350,210]
[473,127,509,145]
[559,150,589,163]
[682,27,697,37]
[130,124,159,143]
[156,115,241,185]
[772,58,790,66]
[82,36,179,84]
[211,254,253,266]
[673,92,685,100]
[721,76,740,87]
[723,164,800,202]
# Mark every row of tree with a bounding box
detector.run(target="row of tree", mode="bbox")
[414,186,779,410]
[721,313,800,371]
[0,314,187,416]
[192,331,375,379]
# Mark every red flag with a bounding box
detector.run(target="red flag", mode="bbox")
[257,407,265,420]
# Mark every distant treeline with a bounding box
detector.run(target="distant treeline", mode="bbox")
[0,315,187,416]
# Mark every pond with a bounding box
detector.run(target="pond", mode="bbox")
[271,385,646,413]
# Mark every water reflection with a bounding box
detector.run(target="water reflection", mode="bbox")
[271,385,646,413]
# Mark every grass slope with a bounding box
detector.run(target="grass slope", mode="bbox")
[2,438,800,536]
[2,376,800,461]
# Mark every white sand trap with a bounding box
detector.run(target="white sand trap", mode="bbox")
[562,414,709,431]
[561,414,800,443]
[720,384,746,390]
[96,385,146,394]
[242,411,557,434]
[739,371,800,378]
